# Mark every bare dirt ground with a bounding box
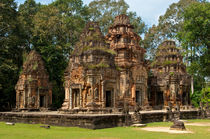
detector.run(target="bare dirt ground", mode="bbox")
[136,122,210,134]
[138,127,193,134]
[185,123,210,126]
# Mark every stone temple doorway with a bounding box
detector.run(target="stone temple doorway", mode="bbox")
[136,91,142,105]
[72,89,80,108]
[40,95,45,107]
[105,91,112,107]
[157,92,164,106]
[19,92,24,108]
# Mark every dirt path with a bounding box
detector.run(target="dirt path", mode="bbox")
[137,127,193,134]
[136,122,210,134]
[185,123,210,126]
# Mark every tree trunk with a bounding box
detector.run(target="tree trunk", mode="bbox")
[190,45,194,95]
[191,76,194,94]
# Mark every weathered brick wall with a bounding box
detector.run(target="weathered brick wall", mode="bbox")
[0,110,203,129]
[0,112,128,129]
[141,112,168,123]
[180,110,199,119]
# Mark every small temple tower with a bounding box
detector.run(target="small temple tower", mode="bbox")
[105,14,149,108]
[61,22,118,110]
[15,50,52,110]
[149,40,191,109]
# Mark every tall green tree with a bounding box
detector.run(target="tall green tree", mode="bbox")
[143,25,160,59]
[143,0,198,59]
[178,1,209,76]
[32,5,68,107]
[177,1,210,106]
[88,0,146,35]
[32,0,89,108]
[51,0,89,52]
[18,0,41,51]
[0,0,24,110]
[33,0,89,55]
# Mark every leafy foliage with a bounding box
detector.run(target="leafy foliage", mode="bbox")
[31,0,90,108]
[88,0,146,35]
[178,1,210,106]
[18,0,41,51]
[177,1,210,77]
[143,0,198,59]
[191,86,210,107]
[0,0,90,110]
[0,0,25,110]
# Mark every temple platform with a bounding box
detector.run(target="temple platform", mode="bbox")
[0,109,204,129]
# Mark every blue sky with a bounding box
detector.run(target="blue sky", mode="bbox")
[15,0,180,26]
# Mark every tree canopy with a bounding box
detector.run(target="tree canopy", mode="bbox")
[88,0,146,35]
[143,0,198,59]
[0,0,24,110]
[32,0,89,108]
[178,1,210,77]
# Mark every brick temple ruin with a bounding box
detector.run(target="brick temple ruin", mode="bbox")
[61,15,149,112]
[106,14,149,109]
[149,40,191,109]
[61,21,118,110]
[3,14,206,129]
[15,50,52,110]
[14,15,192,112]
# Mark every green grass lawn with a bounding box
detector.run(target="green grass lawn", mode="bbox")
[0,119,210,139]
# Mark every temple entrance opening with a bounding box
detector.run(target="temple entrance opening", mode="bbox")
[182,93,186,105]
[19,92,24,108]
[73,89,80,108]
[105,91,112,107]
[157,92,164,106]
[136,91,142,105]
[40,96,45,107]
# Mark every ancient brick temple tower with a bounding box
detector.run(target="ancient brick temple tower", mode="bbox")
[61,22,118,110]
[61,15,148,111]
[149,40,191,108]
[106,14,149,107]
[15,50,52,110]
